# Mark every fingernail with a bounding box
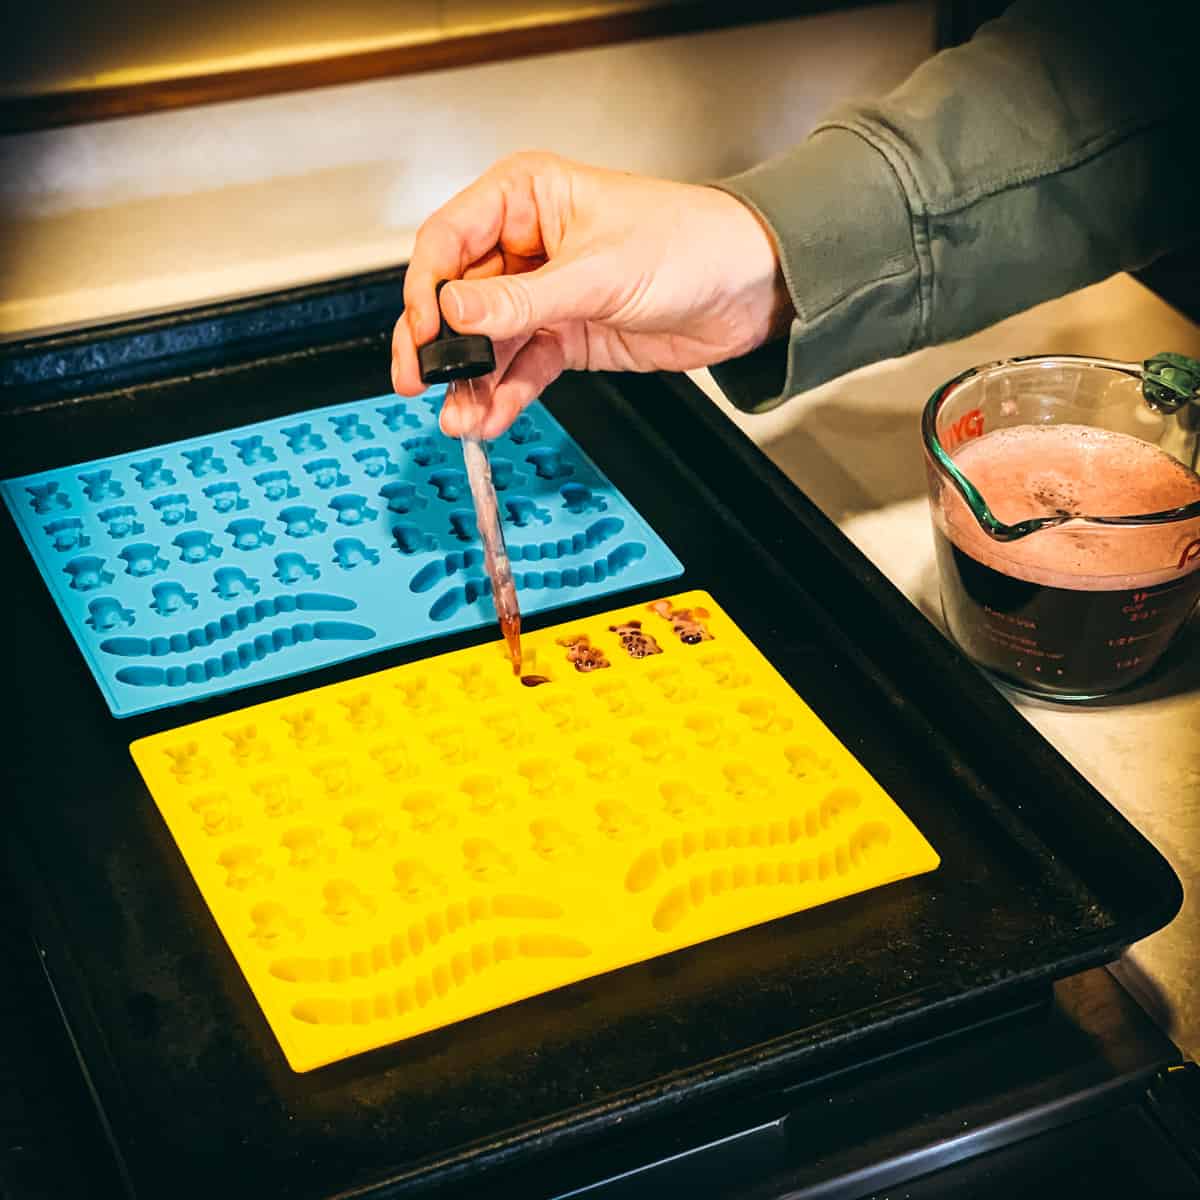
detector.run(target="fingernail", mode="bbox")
[446,284,484,325]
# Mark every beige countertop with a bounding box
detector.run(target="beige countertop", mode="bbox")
[693,271,1200,1060]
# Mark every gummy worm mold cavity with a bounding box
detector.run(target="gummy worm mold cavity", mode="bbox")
[426,543,647,620]
[288,932,591,1026]
[268,893,564,983]
[648,822,892,933]
[101,593,357,656]
[623,787,864,894]
[409,518,624,594]
[114,621,376,686]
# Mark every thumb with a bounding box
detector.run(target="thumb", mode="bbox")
[442,261,594,340]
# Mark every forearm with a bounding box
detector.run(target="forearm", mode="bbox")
[711,0,1200,412]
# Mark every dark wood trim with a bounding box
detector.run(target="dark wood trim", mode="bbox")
[0,0,859,135]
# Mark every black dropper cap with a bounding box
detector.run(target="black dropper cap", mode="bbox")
[417,280,496,385]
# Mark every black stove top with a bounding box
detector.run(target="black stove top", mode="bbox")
[3,917,1196,1200]
[0,269,1192,1200]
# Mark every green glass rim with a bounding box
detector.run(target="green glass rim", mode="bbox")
[920,353,1200,543]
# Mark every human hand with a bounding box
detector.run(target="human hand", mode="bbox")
[391,152,791,439]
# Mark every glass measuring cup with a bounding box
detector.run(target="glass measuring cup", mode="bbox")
[922,353,1200,700]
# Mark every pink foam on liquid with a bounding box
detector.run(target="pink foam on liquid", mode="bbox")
[938,425,1200,590]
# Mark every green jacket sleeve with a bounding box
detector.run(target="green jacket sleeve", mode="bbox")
[709,0,1200,413]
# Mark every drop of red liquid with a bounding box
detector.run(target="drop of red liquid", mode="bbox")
[520,675,550,688]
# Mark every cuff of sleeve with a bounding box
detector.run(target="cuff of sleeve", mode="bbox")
[708,122,921,413]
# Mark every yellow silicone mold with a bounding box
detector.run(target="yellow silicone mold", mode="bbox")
[130,591,939,1072]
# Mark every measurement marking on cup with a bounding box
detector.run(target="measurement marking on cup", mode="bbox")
[1108,632,1159,648]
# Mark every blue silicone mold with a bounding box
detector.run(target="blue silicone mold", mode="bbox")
[1,390,683,717]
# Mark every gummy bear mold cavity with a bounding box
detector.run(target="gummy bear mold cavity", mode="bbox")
[1,392,680,716]
[128,592,939,1072]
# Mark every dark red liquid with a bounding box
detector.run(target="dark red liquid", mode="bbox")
[934,528,1200,695]
[934,425,1200,696]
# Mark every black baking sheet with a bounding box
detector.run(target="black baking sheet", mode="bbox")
[0,271,1182,1199]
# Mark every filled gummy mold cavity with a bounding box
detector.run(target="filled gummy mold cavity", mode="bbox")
[126,591,937,1070]
[2,392,681,716]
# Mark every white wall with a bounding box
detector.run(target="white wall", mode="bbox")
[0,2,934,337]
